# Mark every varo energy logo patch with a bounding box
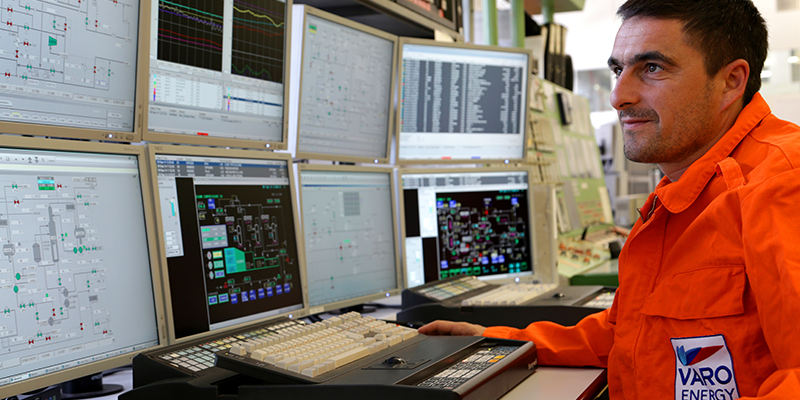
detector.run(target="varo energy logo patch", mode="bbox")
[671,335,739,400]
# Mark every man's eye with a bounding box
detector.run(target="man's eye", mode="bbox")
[612,67,622,77]
[647,64,663,73]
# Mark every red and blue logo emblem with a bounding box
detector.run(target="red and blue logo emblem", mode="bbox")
[671,335,739,400]
[676,345,724,366]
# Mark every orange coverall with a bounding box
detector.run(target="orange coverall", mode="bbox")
[484,93,800,399]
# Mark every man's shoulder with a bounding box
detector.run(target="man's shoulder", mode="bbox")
[736,114,800,187]
[747,114,800,158]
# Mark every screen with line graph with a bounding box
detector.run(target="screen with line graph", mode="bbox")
[157,0,224,71]
[145,0,290,148]
[231,0,284,82]
[150,149,304,340]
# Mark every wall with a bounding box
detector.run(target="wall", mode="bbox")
[538,0,800,124]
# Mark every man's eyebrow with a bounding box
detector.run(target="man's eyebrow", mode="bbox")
[607,51,678,69]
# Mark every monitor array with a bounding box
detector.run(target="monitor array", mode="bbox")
[0,2,541,397]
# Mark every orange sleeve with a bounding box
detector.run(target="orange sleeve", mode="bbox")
[741,168,800,399]
[483,308,615,368]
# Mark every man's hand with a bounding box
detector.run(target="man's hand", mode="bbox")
[418,320,487,337]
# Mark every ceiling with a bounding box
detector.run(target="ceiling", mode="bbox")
[294,0,437,38]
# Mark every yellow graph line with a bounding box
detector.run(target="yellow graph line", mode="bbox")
[233,6,285,27]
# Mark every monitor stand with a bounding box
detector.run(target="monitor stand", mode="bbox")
[61,372,123,399]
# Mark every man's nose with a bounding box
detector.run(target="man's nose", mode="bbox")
[610,70,640,111]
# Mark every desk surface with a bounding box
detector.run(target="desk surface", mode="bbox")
[91,296,606,400]
[96,366,605,400]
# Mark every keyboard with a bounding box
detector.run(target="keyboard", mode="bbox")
[582,291,616,308]
[154,319,304,374]
[461,282,559,306]
[125,327,539,400]
[415,345,526,390]
[413,276,492,302]
[402,276,560,310]
[215,311,421,382]
[131,317,306,387]
[398,275,614,329]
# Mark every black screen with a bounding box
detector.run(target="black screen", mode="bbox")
[154,155,303,340]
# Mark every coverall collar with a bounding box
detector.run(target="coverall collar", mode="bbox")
[653,93,772,214]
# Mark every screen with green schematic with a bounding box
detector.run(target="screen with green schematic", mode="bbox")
[153,153,303,340]
[402,170,533,287]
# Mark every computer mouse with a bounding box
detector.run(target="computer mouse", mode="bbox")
[384,356,407,366]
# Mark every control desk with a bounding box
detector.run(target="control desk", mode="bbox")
[86,297,607,400]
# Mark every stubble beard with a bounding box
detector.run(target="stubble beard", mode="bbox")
[621,83,715,165]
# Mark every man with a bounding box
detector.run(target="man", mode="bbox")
[420,0,800,398]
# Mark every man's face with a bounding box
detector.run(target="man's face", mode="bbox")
[608,17,722,164]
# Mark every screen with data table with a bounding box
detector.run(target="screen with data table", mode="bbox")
[150,148,303,341]
[0,139,161,395]
[144,0,290,148]
[0,0,141,140]
[298,166,400,313]
[293,6,396,162]
[401,169,533,287]
[397,40,530,163]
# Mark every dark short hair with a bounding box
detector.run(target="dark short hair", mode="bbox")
[617,0,768,105]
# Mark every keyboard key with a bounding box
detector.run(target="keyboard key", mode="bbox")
[230,345,246,356]
[327,345,369,368]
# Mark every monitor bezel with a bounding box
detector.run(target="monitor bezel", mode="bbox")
[0,136,167,397]
[292,5,398,164]
[295,164,402,314]
[138,0,294,150]
[395,38,533,165]
[398,165,555,288]
[144,144,308,346]
[0,1,146,143]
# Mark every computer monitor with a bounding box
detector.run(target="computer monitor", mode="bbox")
[0,0,144,142]
[396,38,532,163]
[139,0,293,150]
[400,167,556,288]
[0,137,165,397]
[146,145,305,344]
[289,5,397,163]
[296,165,401,314]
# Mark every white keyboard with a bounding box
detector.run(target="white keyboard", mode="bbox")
[461,282,559,306]
[224,312,418,378]
[583,291,615,308]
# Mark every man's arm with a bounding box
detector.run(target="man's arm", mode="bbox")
[419,308,616,368]
[483,308,615,368]
[741,167,800,398]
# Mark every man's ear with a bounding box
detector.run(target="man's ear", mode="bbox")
[718,59,749,112]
